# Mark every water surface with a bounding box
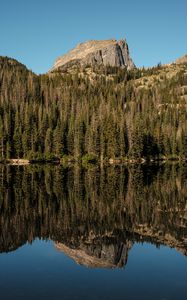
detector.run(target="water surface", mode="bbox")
[0,164,187,299]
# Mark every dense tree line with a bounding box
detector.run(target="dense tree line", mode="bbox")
[0,164,187,255]
[0,56,187,161]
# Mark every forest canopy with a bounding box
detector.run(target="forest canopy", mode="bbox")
[0,56,187,162]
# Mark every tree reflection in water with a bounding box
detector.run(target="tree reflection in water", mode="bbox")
[0,164,187,268]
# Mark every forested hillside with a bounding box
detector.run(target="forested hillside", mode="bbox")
[0,56,187,162]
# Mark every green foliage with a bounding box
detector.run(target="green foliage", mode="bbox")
[82,153,98,164]
[0,56,187,161]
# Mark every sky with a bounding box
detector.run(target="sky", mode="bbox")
[0,0,186,74]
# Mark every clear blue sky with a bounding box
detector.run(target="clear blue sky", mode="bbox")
[0,0,186,74]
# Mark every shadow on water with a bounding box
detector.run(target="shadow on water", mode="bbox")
[0,163,187,268]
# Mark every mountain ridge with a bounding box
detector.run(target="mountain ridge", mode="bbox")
[1,49,187,75]
[51,38,135,71]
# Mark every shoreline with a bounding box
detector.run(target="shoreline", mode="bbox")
[0,156,187,166]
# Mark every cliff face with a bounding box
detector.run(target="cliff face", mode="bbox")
[52,38,135,71]
[55,239,131,269]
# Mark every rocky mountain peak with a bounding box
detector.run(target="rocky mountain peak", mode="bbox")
[51,38,135,71]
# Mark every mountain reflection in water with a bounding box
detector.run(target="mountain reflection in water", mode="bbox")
[0,164,187,268]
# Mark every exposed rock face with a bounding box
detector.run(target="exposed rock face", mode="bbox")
[55,239,132,269]
[175,54,187,64]
[52,38,135,71]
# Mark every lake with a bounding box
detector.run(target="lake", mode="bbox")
[0,163,187,300]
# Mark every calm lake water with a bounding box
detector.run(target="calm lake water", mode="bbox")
[0,164,187,300]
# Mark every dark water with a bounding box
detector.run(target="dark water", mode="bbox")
[0,164,187,300]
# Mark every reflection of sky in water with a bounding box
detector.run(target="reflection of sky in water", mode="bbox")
[0,240,186,300]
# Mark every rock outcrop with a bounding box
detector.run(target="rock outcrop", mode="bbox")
[175,54,187,65]
[51,38,135,71]
[55,239,132,269]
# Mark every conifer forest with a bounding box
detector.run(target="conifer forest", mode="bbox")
[0,56,187,162]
